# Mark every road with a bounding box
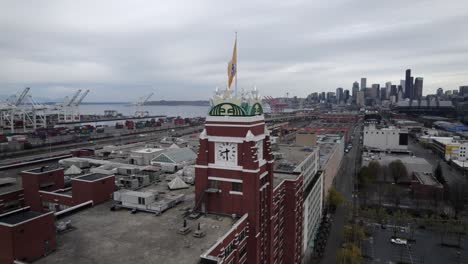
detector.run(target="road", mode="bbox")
[320,124,361,264]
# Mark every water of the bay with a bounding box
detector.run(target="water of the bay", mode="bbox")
[80,104,209,118]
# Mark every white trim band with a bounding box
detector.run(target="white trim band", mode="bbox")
[206,122,265,128]
[208,177,243,183]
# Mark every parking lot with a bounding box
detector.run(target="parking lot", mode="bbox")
[363,224,468,264]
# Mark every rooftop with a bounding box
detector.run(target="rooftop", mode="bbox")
[317,137,342,168]
[131,148,163,154]
[0,208,47,226]
[273,172,300,188]
[362,153,433,175]
[36,202,236,264]
[24,166,62,174]
[273,144,317,187]
[413,172,442,187]
[153,147,196,164]
[74,173,113,182]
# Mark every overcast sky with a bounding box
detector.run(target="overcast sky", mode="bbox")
[1,0,467,102]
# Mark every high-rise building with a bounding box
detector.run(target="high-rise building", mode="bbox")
[352,81,359,99]
[360,78,367,92]
[356,91,365,106]
[385,82,392,98]
[436,88,444,97]
[405,69,414,99]
[371,84,380,99]
[414,77,423,99]
[344,89,350,103]
[400,80,406,95]
[196,89,304,264]
[380,87,387,101]
[459,86,468,96]
[390,85,398,97]
[336,88,344,103]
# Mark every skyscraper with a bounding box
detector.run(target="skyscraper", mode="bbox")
[371,84,380,99]
[405,69,414,99]
[459,86,468,96]
[390,85,398,97]
[436,88,444,97]
[360,78,367,92]
[414,77,423,99]
[380,88,387,101]
[385,82,392,98]
[336,87,344,104]
[344,89,350,103]
[352,81,359,99]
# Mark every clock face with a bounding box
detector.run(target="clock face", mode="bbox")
[256,140,263,161]
[215,142,237,164]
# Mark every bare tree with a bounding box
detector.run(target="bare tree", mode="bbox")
[388,159,408,184]
[449,180,468,218]
[367,161,381,182]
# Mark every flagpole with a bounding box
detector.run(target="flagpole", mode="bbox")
[235,31,238,96]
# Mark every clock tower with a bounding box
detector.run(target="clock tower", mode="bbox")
[195,88,274,264]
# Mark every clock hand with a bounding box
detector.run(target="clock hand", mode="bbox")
[223,149,230,161]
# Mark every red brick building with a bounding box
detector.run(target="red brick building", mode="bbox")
[19,167,115,212]
[195,93,304,264]
[0,207,56,263]
[39,173,116,211]
[20,167,65,211]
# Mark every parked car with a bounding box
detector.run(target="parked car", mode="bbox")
[390,238,407,245]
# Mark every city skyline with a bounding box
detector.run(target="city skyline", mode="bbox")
[1,1,467,101]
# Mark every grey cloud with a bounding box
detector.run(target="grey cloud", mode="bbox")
[0,0,467,101]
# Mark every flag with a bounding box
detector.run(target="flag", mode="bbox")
[227,37,237,89]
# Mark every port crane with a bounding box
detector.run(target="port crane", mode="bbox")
[0,87,31,133]
[57,89,89,122]
[134,92,154,117]
[0,87,51,133]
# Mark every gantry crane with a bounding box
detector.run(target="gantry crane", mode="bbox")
[57,89,89,122]
[134,92,154,117]
[1,87,31,133]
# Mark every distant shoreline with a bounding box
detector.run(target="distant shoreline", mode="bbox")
[54,100,210,106]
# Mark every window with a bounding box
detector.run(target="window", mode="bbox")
[232,182,242,192]
[209,180,218,189]
[138,197,145,205]
[238,228,247,242]
[239,245,247,258]
[224,242,234,257]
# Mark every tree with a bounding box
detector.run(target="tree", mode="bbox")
[328,187,344,212]
[392,210,410,238]
[336,243,362,264]
[449,181,468,218]
[387,184,404,208]
[367,161,381,182]
[358,166,371,187]
[434,162,445,185]
[343,224,365,244]
[358,166,380,206]
[388,159,408,184]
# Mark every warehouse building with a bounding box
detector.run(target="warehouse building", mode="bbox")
[363,125,409,152]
